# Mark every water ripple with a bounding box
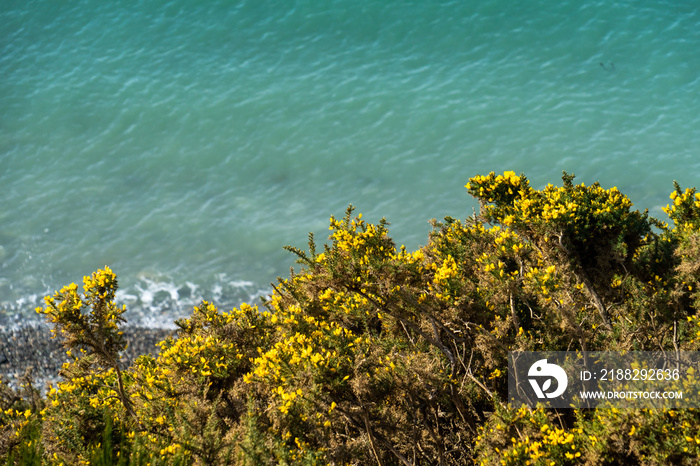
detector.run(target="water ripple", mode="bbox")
[2,0,700,321]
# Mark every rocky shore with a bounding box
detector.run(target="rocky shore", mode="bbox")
[0,323,174,391]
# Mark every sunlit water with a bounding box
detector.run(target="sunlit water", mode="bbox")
[2,0,699,326]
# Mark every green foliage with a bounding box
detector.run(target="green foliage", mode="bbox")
[0,369,43,465]
[2,171,700,464]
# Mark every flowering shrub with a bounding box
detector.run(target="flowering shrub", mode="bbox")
[2,171,700,465]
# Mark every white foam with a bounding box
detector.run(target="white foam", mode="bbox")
[15,294,39,308]
[111,273,271,327]
[4,272,272,330]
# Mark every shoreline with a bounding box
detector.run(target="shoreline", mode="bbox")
[0,322,174,391]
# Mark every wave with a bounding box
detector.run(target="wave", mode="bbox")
[0,272,271,330]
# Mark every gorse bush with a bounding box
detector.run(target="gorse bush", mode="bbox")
[2,171,700,465]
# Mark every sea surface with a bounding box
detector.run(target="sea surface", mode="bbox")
[2,0,700,327]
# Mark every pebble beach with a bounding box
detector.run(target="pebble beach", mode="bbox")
[0,322,174,391]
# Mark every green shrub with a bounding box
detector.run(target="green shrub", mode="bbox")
[2,171,699,465]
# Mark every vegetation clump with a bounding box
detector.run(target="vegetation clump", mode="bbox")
[3,171,700,465]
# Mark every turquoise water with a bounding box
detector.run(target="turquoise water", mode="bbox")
[2,0,700,325]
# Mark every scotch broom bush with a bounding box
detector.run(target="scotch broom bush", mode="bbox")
[2,171,700,465]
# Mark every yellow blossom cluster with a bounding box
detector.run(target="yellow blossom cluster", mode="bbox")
[158,332,239,379]
[36,267,127,355]
[664,184,700,232]
[466,170,529,204]
[0,407,33,442]
[492,227,526,255]
[430,254,460,301]
[524,265,559,300]
[81,266,118,299]
[476,406,589,466]
[244,312,359,419]
[329,212,395,266]
[466,171,642,252]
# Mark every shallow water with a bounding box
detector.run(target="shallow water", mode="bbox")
[2,0,699,325]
